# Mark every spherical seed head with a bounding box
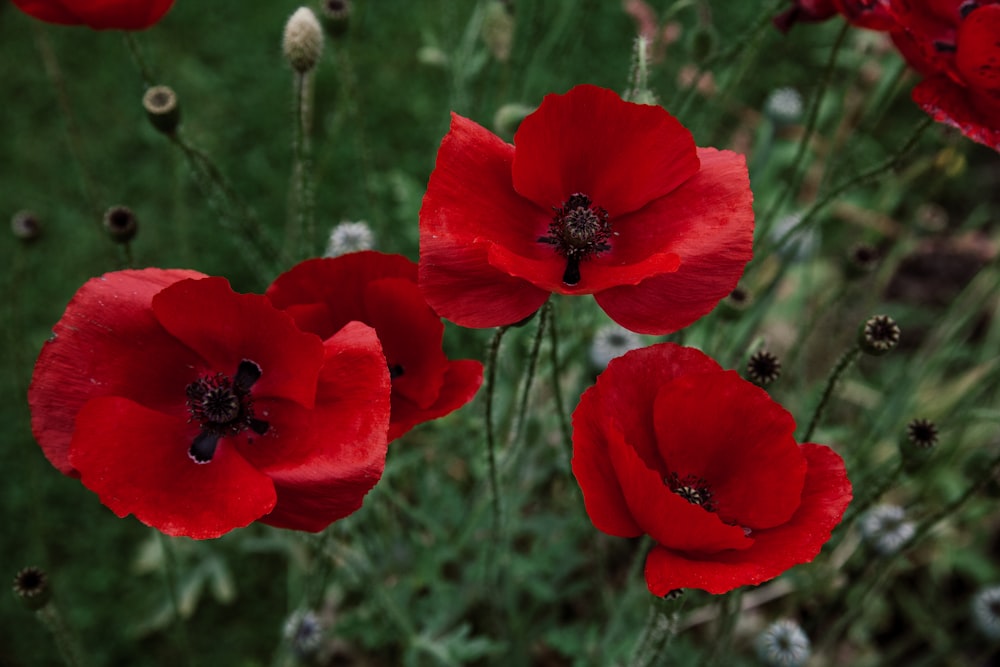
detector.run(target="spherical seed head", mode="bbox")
[103,206,138,243]
[746,350,782,386]
[142,85,180,135]
[11,210,42,242]
[859,314,900,356]
[764,87,803,125]
[13,567,51,611]
[900,418,938,471]
[283,7,324,72]
[755,619,810,667]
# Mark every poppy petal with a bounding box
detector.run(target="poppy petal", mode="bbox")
[594,148,754,334]
[608,422,753,552]
[511,85,700,218]
[652,372,806,530]
[643,443,851,595]
[13,0,175,29]
[253,322,390,532]
[913,75,1000,152]
[151,277,325,409]
[388,359,484,441]
[29,268,206,475]
[70,396,277,539]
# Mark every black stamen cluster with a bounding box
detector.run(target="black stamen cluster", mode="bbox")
[185,360,269,463]
[538,193,613,286]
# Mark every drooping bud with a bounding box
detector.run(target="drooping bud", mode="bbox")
[283,7,324,73]
[142,85,180,135]
[859,314,900,356]
[317,0,350,38]
[103,206,138,244]
[13,567,51,611]
[11,210,42,242]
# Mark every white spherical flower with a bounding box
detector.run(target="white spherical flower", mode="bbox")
[859,504,915,556]
[324,221,374,257]
[283,609,324,656]
[765,87,803,125]
[972,585,1000,641]
[755,619,811,667]
[590,324,643,369]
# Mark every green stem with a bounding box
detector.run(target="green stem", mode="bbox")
[286,70,316,261]
[37,603,88,667]
[802,346,861,442]
[502,301,549,464]
[484,325,511,536]
[121,32,154,88]
[546,301,573,463]
[706,590,743,666]
[759,20,850,239]
[157,532,196,666]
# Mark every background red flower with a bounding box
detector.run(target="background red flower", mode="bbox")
[266,252,483,441]
[419,84,754,335]
[12,0,175,30]
[571,343,852,595]
[29,269,391,538]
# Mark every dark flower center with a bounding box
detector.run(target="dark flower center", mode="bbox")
[538,193,613,286]
[185,360,269,464]
[665,472,716,512]
[388,363,405,379]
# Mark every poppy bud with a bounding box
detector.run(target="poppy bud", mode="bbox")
[11,210,42,242]
[859,314,899,356]
[142,85,180,135]
[718,286,752,320]
[746,349,782,387]
[690,26,716,64]
[900,418,938,471]
[103,206,138,243]
[283,7,324,73]
[317,0,350,38]
[482,1,515,62]
[13,567,51,611]
[845,243,879,279]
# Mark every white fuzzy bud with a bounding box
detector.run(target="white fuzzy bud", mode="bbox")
[283,7,324,72]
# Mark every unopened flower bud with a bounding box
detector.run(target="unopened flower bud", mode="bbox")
[142,85,180,135]
[283,7,324,73]
[690,26,716,64]
[11,210,42,242]
[900,418,937,471]
[318,0,350,38]
[482,1,515,62]
[103,206,138,243]
[746,350,782,387]
[859,314,899,356]
[718,286,752,320]
[13,567,51,611]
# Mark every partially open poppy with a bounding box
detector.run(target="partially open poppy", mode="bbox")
[419,84,754,335]
[266,252,483,441]
[29,269,391,539]
[572,343,852,595]
[12,0,175,30]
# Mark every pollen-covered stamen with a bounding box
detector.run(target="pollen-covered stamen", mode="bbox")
[538,193,613,286]
[185,360,269,463]
[665,472,717,512]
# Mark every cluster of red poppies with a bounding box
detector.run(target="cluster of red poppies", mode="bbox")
[20,1,854,595]
[776,0,1000,152]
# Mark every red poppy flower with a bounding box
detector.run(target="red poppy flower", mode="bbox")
[774,0,893,32]
[418,84,754,335]
[889,1,1000,151]
[12,0,175,30]
[28,269,390,539]
[572,343,852,595]
[265,252,483,441]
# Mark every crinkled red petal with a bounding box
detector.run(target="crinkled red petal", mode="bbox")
[512,85,699,218]
[608,420,753,552]
[70,396,276,539]
[644,444,851,595]
[913,75,1000,151]
[152,277,325,409]
[594,148,754,334]
[956,5,1000,94]
[256,322,390,532]
[419,114,551,327]
[571,344,721,538]
[388,359,483,441]
[29,268,206,475]
[652,372,806,530]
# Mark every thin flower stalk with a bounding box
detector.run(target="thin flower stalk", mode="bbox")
[801,346,861,443]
